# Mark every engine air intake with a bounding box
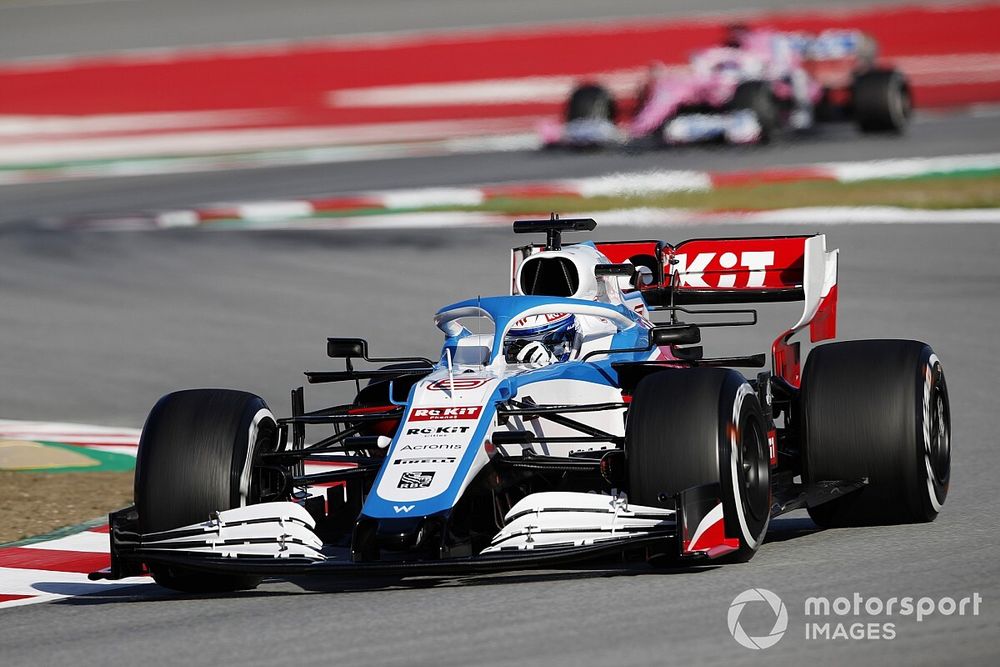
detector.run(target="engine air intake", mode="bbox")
[519,256,580,297]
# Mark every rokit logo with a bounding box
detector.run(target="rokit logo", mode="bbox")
[398,471,435,489]
[512,312,568,328]
[410,406,483,421]
[406,426,471,436]
[673,251,775,288]
[426,378,490,391]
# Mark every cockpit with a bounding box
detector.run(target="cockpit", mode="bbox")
[435,296,645,371]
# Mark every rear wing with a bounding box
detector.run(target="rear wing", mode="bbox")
[614,235,837,387]
[651,236,826,303]
[510,235,837,386]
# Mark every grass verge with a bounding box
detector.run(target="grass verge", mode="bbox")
[0,471,133,543]
[272,172,1000,222]
[460,172,1000,215]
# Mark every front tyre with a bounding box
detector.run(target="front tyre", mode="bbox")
[134,389,279,592]
[802,340,950,527]
[566,83,617,123]
[626,369,770,562]
[730,81,779,144]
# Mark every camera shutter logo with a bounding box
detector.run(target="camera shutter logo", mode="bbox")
[727,588,788,650]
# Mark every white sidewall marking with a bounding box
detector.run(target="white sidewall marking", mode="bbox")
[923,354,944,512]
[240,408,274,507]
[688,501,724,549]
[730,383,768,549]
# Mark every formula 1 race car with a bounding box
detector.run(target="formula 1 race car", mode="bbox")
[541,27,912,147]
[93,217,950,592]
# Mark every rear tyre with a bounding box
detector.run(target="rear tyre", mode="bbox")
[853,69,911,133]
[134,389,279,592]
[626,369,770,562]
[802,340,950,527]
[566,84,617,123]
[730,81,778,144]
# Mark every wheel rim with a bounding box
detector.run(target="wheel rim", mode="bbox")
[739,418,770,523]
[592,97,610,120]
[245,415,281,504]
[888,76,911,128]
[928,374,951,486]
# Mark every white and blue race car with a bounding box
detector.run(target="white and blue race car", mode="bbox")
[94,218,951,592]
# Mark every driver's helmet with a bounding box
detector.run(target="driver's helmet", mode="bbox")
[712,57,744,76]
[723,22,751,48]
[503,313,578,364]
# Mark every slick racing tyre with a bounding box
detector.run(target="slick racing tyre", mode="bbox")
[626,369,770,562]
[802,340,950,527]
[566,83,617,123]
[134,389,279,592]
[853,69,911,133]
[730,81,778,144]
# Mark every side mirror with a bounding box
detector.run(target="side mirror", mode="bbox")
[650,324,701,346]
[579,323,700,362]
[327,338,368,359]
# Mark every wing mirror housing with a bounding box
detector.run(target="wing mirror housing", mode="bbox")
[649,324,701,346]
[327,338,368,359]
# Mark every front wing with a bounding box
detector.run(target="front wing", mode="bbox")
[90,485,736,582]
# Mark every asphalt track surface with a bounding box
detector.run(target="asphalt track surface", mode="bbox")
[1,217,999,665]
[0,0,903,60]
[2,111,999,226]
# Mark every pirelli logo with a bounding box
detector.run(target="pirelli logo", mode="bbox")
[393,457,458,465]
[409,406,482,421]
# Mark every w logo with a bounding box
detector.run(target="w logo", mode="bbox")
[393,505,416,514]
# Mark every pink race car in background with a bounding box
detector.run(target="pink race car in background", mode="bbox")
[540,26,912,148]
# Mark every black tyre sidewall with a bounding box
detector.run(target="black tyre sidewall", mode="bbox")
[135,389,277,591]
[854,69,910,133]
[719,379,770,558]
[626,369,770,560]
[803,341,950,526]
[920,353,951,513]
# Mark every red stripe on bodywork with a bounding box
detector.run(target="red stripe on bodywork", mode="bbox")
[688,516,726,553]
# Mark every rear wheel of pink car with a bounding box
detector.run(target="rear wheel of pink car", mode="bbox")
[854,69,911,133]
